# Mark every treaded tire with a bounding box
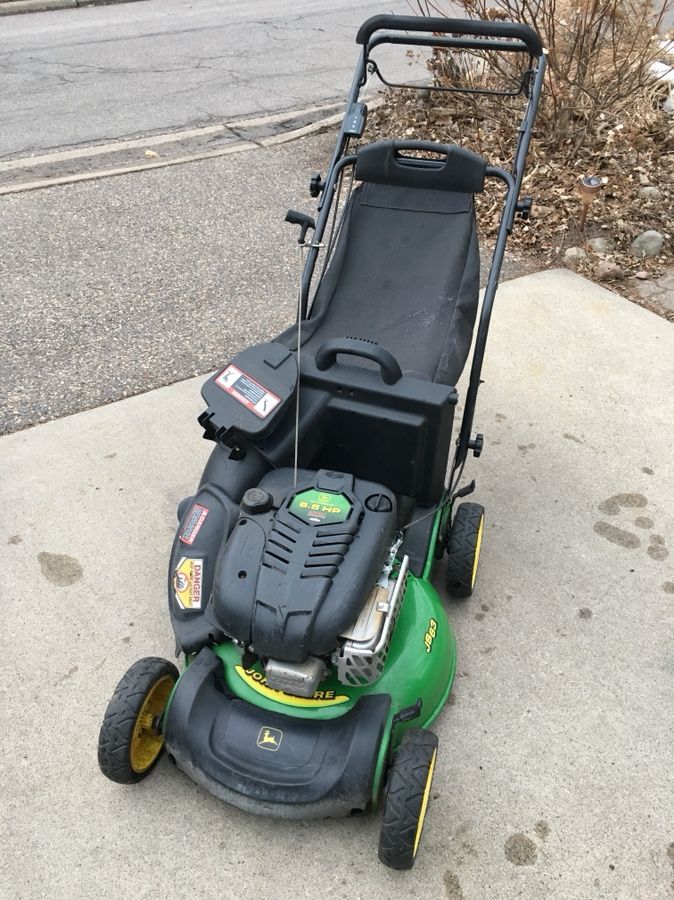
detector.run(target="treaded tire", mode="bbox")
[98,657,179,785]
[445,502,485,599]
[378,729,439,870]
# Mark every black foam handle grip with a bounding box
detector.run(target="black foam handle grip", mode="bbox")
[356,15,543,58]
[314,338,403,385]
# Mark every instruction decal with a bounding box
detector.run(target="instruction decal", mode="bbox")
[179,503,209,545]
[173,557,204,610]
[215,364,281,419]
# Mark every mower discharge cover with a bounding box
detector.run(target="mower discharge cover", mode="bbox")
[199,342,298,444]
[206,468,397,663]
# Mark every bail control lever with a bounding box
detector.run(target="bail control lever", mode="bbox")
[285,209,316,245]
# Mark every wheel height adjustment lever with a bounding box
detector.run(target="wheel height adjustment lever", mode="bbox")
[391,698,423,728]
[453,479,476,500]
[285,209,316,245]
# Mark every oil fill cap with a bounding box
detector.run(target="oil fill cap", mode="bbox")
[241,488,273,514]
[365,493,393,513]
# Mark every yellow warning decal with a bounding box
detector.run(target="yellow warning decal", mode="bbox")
[234,666,350,707]
[173,557,204,610]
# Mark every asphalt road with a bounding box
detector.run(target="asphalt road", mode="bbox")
[0,0,421,158]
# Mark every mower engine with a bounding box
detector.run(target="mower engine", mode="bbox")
[202,468,400,698]
[261,541,409,697]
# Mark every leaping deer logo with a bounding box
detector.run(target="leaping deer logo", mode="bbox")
[257,726,283,751]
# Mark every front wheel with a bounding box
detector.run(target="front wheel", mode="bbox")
[98,657,179,784]
[378,729,439,870]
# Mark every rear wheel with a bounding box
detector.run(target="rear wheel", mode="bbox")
[98,657,179,784]
[445,502,485,599]
[378,729,439,870]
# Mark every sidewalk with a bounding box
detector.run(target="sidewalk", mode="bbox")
[2,269,672,900]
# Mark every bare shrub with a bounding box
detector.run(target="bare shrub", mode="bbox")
[364,0,673,287]
[413,0,673,159]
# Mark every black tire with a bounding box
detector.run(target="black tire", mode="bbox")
[98,657,179,785]
[378,729,439,870]
[445,501,485,599]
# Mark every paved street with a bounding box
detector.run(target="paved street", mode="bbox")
[0,0,419,158]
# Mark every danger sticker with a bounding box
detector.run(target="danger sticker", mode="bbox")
[179,503,209,546]
[173,557,204,610]
[215,364,281,419]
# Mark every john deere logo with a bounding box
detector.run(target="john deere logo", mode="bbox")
[289,489,351,525]
[256,726,283,751]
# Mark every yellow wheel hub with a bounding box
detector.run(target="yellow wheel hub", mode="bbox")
[470,515,484,589]
[129,675,174,774]
[413,748,437,857]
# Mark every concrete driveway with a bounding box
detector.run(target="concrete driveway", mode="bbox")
[2,269,672,899]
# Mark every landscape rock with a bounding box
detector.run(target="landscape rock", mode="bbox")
[595,260,624,281]
[637,186,663,202]
[588,236,615,254]
[635,270,649,279]
[564,246,587,267]
[630,230,664,257]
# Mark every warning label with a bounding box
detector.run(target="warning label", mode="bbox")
[179,503,209,546]
[214,364,282,419]
[173,557,204,610]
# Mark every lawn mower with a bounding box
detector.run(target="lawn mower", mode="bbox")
[98,14,545,869]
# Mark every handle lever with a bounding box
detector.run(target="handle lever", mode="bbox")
[285,209,316,245]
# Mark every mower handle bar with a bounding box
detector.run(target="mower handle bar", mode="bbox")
[356,15,543,59]
[315,338,403,385]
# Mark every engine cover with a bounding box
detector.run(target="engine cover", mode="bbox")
[207,468,396,663]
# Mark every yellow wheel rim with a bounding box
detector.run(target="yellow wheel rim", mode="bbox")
[129,675,174,774]
[413,748,437,857]
[470,515,484,590]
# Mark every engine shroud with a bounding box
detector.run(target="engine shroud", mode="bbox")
[207,468,396,663]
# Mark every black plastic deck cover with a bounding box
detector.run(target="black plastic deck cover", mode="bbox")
[164,647,392,819]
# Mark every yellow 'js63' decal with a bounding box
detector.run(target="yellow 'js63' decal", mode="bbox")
[424,618,438,653]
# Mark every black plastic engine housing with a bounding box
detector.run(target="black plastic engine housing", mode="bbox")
[206,468,396,663]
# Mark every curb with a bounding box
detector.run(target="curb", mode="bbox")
[0,0,143,16]
[0,100,385,196]
[0,116,343,197]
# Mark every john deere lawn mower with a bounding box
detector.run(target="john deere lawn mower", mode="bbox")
[98,14,545,869]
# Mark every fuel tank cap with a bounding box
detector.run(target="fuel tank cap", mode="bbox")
[241,488,273,514]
